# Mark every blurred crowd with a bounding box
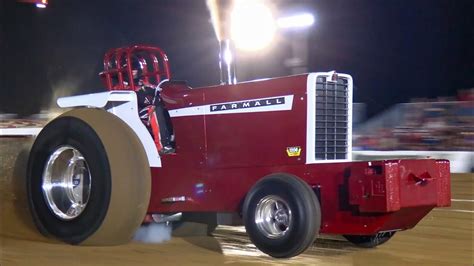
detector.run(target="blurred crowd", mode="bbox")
[354,89,473,151]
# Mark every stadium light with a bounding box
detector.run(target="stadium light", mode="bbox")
[16,0,48,8]
[277,13,315,29]
[230,1,276,51]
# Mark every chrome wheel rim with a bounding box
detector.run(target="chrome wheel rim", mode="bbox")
[42,146,91,220]
[255,195,292,239]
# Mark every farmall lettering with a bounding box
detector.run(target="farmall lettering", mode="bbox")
[210,96,285,112]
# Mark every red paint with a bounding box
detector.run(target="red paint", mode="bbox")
[154,80,451,234]
[100,45,170,91]
[148,158,450,235]
[101,45,451,236]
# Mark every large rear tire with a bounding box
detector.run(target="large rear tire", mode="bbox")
[27,108,151,245]
[242,174,321,258]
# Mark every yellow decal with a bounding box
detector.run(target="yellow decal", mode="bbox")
[286,146,302,157]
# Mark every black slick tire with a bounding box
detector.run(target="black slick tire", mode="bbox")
[27,108,151,245]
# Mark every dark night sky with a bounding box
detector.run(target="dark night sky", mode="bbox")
[0,0,473,116]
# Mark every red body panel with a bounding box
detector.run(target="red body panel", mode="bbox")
[149,158,450,235]
[144,75,451,235]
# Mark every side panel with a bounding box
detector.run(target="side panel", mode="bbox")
[204,75,309,169]
[148,86,207,210]
[148,75,310,211]
[148,159,450,236]
[57,91,161,167]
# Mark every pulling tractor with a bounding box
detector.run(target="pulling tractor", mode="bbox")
[26,45,451,258]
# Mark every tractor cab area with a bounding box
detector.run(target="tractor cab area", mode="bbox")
[99,45,176,155]
[99,45,171,91]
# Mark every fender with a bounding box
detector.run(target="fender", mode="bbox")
[57,91,161,167]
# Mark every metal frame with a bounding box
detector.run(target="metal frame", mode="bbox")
[99,45,171,91]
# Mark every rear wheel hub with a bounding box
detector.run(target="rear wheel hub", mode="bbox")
[42,146,91,220]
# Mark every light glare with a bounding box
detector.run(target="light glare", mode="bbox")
[36,3,47,8]
[277,13,315,29]
[224,47,233,65]
[231,1,276,51]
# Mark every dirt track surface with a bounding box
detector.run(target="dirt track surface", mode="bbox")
[1,137,473,265]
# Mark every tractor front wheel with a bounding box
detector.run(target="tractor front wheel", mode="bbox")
[242,174,321,258]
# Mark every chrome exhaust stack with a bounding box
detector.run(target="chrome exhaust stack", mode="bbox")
[219,39,237,85]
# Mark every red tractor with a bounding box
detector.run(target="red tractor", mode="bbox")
[26,45,451,258]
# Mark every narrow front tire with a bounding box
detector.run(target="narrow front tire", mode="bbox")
[242,174,321,258]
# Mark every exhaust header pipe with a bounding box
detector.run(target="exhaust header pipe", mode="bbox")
[219,39,237,85]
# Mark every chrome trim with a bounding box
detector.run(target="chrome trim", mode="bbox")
[161,196,186,203]
[254,195,292,239]
[42,146,91,220]
[314,75,350,160]
[219,39,237,85]
[306,72,353,164]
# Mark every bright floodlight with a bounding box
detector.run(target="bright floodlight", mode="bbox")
[277,13,315,29]
[36,3,47,8]
[231,1,276,51]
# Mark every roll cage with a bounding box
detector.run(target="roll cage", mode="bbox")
[99,45,171,91]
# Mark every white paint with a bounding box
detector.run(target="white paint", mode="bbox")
[451,199,474,202]
[0,127,42,136]
[57,91,161,167]
[57,91,132,109]
[433,209,474,214]
[168,95,294,118]
[306,72,353,164]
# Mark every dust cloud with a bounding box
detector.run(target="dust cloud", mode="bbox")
[133,223,172,244]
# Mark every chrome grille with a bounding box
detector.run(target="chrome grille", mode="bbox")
[315,76,349,160]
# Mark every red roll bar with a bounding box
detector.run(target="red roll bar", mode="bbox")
[99,45,171,91]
